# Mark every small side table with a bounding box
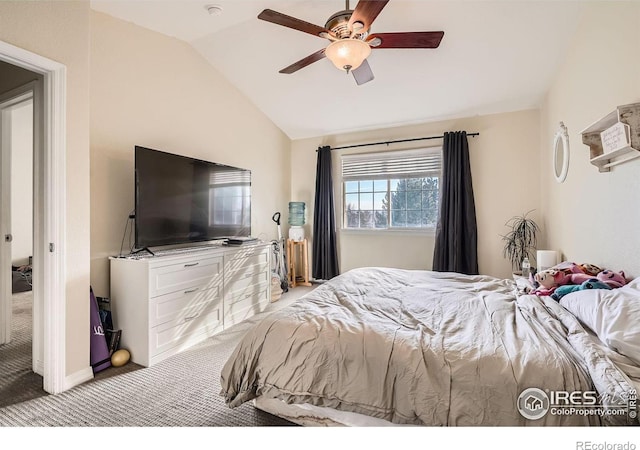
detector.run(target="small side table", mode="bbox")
[287,239,311,288]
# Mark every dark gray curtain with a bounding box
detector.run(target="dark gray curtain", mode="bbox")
[312,146,340,280]
[433,131,478,275]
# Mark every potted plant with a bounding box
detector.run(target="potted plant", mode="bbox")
[501,210,539,273]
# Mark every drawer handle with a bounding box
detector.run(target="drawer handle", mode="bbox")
[184,262,199,267]
[184,288,199,294]
[184,314,198,322]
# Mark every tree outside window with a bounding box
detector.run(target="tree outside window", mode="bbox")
[344,177,439,230]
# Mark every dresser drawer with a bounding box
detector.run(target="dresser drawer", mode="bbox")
[225,245,269,262]
[149,256,222,297]
[225,248,269,270]
[149,285,222,328]
[224,283,269,328]
[149,303,222,358]
[225,266,269,296]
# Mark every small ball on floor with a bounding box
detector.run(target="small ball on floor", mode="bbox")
[111,348,130,367]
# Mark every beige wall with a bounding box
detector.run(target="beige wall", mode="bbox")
[10,100,33,266]
[291,109,540,279]
[0,1,91,376]
[89,12,291,296]
[541,2,640,278]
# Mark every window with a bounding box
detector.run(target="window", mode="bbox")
[341,148,441,230]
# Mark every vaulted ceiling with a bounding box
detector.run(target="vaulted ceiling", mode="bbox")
[90,1,586,139]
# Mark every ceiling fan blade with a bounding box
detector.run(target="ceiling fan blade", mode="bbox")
[348,0,390,34]
[352,59,374,85]
[279,49,326,74]
[258,9,331,38]
[368,31,444,49]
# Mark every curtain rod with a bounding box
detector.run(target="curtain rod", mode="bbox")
[320,132,480,151]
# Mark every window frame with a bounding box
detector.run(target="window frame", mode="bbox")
[340,147,442,234]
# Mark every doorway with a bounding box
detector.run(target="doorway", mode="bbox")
[0,90,39,406]
[0,40,67,396]
[0,81,38,405]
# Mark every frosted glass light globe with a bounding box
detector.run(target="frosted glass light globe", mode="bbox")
[325,39,371,72]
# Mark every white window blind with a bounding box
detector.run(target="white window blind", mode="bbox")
[342,148,441,180]
[209,170,251,186]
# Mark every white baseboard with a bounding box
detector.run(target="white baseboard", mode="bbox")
[33,359,44,376]
[63,366,94,391]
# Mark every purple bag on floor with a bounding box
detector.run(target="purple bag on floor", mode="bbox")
[90,287,111,373]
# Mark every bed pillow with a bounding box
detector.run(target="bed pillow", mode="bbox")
[559,277,640,365]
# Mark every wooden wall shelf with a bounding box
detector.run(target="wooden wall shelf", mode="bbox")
[580,102,640,172]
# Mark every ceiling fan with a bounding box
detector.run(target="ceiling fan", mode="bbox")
[257,0,444,85]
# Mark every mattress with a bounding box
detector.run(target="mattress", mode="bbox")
[253,397,408,427]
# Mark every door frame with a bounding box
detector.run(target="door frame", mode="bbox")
[0,40,67,394]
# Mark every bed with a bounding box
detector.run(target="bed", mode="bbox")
[220,267,640,426]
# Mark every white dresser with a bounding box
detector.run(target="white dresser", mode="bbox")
[109,242,271,367]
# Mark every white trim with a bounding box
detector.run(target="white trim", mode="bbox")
[63,366,94,391]
[33,358,44,376]
[0,40,67,394]
[43,56,67,396]
[340,228,435,237]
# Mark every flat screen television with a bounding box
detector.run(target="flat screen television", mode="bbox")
[134,146,251,248]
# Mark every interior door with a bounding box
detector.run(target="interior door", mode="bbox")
[0,98,13,345]
[0,89,33,347]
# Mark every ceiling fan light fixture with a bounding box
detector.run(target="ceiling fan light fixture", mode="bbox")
[325,39,371,73]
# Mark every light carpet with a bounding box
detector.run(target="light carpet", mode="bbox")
[0,286,315,427]
[0,291,45,408]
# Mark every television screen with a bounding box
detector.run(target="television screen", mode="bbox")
[134,146,251,248]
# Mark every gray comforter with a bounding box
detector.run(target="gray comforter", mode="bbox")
[220,268,637,426]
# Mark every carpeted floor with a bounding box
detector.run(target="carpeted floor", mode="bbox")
[0,285,316,426]
[0,291,141,408]
[0,291,44,408]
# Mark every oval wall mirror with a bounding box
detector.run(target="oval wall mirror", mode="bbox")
[553,122,570,183]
